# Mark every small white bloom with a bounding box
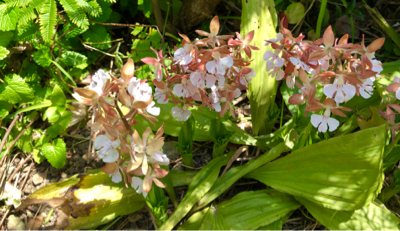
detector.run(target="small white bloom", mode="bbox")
[358,77,375,99]
[149,151,170,165]
[89,69,109,95]
[324,76,356,105]
[110,170,122,183]
[127,77,153,103]
[172,105,191,121]
[173,78,197,98]
[173,43,193,66]
[94,135,120,163]
[264,50,284,70]
[289,57,310,72]
[190,70,216,88]
[206,52,233,75]
[131,177,147,198]
[311,111,339,133]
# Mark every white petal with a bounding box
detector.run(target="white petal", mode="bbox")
[396,89,400,100]
[94,135,111,150]
[220,56,233,68]
[102,148,119,163]
[342,84,356,99]
[327,117,340,132]
[182,110,191,121]
[173,84,184,97]
[359,88,371,99]
[110,170,122,183]
[173,48,185,61]
[324,84,337,98]
[205,74,216,88]
[310,114,323,128]
[206,61,217,74]
[146,101,160,116]
[289,57,299,66]
[172,106,180,118]
[263,50,274,61]
[131,177,147,197]
[275,57,284,67]
[111,139,121,149]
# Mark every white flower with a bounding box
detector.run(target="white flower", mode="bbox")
[172,105,191,121]
[289,57,310,72]
[264,50,284,71]
[110,169,122,183]
[190,70,216,88]
[210,86,221,112]
[239,68,255,86]
[324,76,356,105]
[265,33,283,44]
[94,135,120,163]
[128,77,152,103]
[358,77,375,99]
[89,69,109,95]
[146,101,160,116]
[311,111,339,133]
[149,151,170,165]
[173,43,193,66]
[154,87,169,104]
[371,59,383,75]
[206,52,233,75]
[131,177,147,198]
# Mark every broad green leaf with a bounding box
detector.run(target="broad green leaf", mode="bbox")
[0,46,9,60]
[158,151,235,230]
[241,0,278,135]
[381,60,400,75]
[0,74,34,104]
[46,111,73,138]
[256,212,292,230]
[0,31,14,47]
[298,198,400,230]
[39,0,57,43]
[169,170,197,187]
[43,106,61,123]
[355,106,386,130]
[246,125,386,211]
[18,172,145,229]
[199,206,229,230]
[32,148,46,164]
[32,48,52,67]
[82,24,111,50]
[42,138,66,169]
[0,4,19,31]
[59,0,89,29]
[60,51,88,69]
[0,101,13,120]
[50,85,67,113]
[284,2,305,24]
[198,142,289,209]
[218,190,301,230]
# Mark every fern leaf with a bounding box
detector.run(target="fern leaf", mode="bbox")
[19,0,45,26]
[58,0,89,30]
[0,4,19,31]
[39,0,57,43]
[4,0,33,8]
[75,0,102,17]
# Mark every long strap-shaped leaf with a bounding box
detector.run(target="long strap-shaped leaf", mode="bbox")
[39,0,57,43]
[246,125,386,211]
[241,0,278,135]
[158,151,235,230]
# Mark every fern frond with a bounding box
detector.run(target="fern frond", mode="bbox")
[19,0,45,26]
[58,0,89,30]
[39,0,57,43]
[5,0,33,8]
[75,0,101,18]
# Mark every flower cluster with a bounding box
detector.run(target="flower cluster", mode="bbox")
[72,61,169,197]
[265,21,385,133]
[142,16,259,121]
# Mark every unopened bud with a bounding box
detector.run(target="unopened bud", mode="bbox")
[121,58,135,83]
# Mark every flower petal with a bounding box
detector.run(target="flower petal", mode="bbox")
[323,84,337,98]
[102,148,119,163]
[327,117,340,132]
[311,114,323,128]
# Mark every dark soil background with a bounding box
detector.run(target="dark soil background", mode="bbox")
[1,0,400,230]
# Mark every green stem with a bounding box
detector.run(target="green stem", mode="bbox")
[316,0,328,39]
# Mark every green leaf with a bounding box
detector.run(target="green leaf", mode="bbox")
[19,172,145,229]
[0,101,13,120]
[32,48,52,67]
[210,118,235,158]
[218,190,301,230]
[19,0,45,26]
[378,168,400,203]
[60,51,88,69]
[0,4,19,31]
[145,184,169,226]
[284,2,305,24]
[199,205,229,230]
[50,85,67,113]
[39,0,57,43]
[0,74,34,104]
[246,125,386,211]
[32,148,46,164]
[43,106,59,124]
[0,46,9,60]
[59,0,89,29]
[92,0,112,22]
[298,198,400,230]
[82,24,111,50]
[46,111,73,138]
[0,31,14,47]
[138,0,152,18]
[76,0,102,17]
[158,151,235,230]
[42,138,66,169]
[241,0,278,135]
[176,115,195,166]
